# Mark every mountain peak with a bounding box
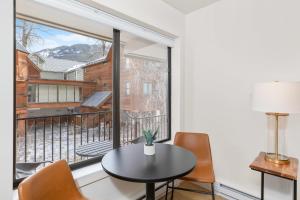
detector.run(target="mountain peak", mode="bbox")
[36,43,110,62]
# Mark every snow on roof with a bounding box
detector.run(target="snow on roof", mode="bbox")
[66,56,108,72]
[16,42,29,53]
[42,58,84,72]
[27,47,109,73]
[28,53,84,73]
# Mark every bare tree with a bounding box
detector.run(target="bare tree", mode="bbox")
[16,19,48,50]
[94,40,110,57]
[101,40,109,56]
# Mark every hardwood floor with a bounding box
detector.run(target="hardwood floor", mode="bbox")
[159,181,224,200]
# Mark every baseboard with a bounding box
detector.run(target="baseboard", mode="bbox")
[137,181,260,200]
[214,182,259,200]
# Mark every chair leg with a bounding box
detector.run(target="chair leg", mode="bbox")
[211,183,215,200]
[171,180,175,200]
[165,181,169,200]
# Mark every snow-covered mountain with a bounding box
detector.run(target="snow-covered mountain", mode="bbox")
[36,44,110,62]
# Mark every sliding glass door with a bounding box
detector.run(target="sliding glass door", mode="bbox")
[119,31,171,145]
[14,0,171,186]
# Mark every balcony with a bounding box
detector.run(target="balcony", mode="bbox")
[16,111,168,178]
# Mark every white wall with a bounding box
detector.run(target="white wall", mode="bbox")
[0,0,14,200]
[184,0,300,199]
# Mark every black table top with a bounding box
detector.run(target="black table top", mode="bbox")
[101,143,196,183]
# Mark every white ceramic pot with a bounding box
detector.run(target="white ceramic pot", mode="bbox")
[144,144,155,155]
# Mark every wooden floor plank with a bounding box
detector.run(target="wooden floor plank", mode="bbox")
[159,181,224,200]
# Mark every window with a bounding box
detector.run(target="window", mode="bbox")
[14,15,171,186]
[125,81,131,96]
[143,82,152,96]
[38,85,49,103]
[125,58,130,69]
[48,85,58,102]
[58,85,67,102]
[28,84,37,103]
[15,17,114,185]
[120,31,171,144]
[27,84,81,103]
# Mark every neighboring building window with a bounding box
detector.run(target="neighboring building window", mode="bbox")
[48,85,58,102]
[125,81,130,96]
[143,82,152,96]
[28,84,37,103]
[125,58,130,69]
[75,86,81,102]
[28,84,81,103]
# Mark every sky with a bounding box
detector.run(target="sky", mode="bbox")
[16,18,101,52]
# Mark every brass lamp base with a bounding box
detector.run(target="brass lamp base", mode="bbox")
[265,153,290,165]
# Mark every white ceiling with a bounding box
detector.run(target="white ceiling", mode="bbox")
[162,0,220,14]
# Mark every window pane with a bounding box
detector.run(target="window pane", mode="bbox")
[28,84,37,103]
[38,85,49,103]
[58,85,67,102]
[125,81,130,96]
[15,17,114,182]
[48,85,57,102]
[66,86,75,102]
[120,31,169,144]
[75,87,80,102]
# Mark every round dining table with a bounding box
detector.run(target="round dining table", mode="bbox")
[101,143,196,200]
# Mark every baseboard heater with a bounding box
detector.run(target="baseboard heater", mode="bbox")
[136,182,260,200]
[215,183,259,200]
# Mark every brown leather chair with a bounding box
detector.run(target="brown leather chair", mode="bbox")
[165,132,215,200]
[18,160,88,200]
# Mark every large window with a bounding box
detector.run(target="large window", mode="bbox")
[27,84,81,103]
[14,15,171,186]
[15,17,113,185]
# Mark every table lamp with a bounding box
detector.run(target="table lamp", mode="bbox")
[252,81,300,164]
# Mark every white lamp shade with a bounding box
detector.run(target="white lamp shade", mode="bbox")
[252,82,300,113]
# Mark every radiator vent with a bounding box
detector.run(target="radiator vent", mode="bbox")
[215,183,259,200]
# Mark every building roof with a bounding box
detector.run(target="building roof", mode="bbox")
[16,42,29,53]
[27,46,110,73]
[42,58,84,72]
[66,56,107,73]
[28,54,84,73]
[81,91,112,108]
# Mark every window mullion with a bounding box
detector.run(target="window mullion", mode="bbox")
[112,29,121,149]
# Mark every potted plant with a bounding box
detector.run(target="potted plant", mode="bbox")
[143,128,158,155]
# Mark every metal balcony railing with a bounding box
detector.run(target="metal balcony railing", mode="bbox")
[16,111,168,169]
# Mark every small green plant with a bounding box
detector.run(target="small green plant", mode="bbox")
[143,128,159,146]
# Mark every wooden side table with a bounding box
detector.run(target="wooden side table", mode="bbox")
[250,152,298,200]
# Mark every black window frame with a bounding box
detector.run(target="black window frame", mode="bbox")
[13,6,172,188]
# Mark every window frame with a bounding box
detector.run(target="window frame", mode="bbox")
[13,15,172,187]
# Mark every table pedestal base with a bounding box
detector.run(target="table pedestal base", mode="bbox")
[146,183,155,200]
